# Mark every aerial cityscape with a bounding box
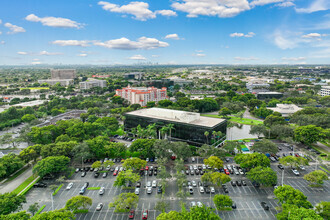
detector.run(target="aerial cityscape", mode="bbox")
[0,0,329,220]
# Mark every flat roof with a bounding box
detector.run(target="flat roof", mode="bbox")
[125,108,226,128]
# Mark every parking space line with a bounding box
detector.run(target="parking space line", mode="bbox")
[251,201,262,218]
[245,202,256,218]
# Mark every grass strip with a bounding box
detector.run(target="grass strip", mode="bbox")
[19,176,40,196]
[320,166,330,174]
[87,187,101,190]
[201,114,263,125]
[35,205,46,215]
[52,184,63,196]
[4,166,29,183]
[12,175,38,195]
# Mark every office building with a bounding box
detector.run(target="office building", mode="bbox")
[257,92,283,99]
[80,80,107,90]
[124,108,227,146]
[246,82,270,92]
[51,69,76,79]
[267,104,302,117]
[319,86,330,97]
[38,79,73,86]
[116,86,167,106]
[124,72,143,80]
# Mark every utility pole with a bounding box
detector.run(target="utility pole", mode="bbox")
[281,169,284,186]
[51,194,54,210]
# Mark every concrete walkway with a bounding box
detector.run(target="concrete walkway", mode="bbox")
[0,166,33,194]
[242,109,262,121]
[316,142,330,153]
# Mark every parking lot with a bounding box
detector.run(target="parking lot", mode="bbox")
[22,142,330,220]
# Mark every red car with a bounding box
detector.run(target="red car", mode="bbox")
[145,166,149,171]
[295,153,300,157]
[113,171,118,176]
[224,169,230,175]
[128,210,135,219]
[142,210,148,219]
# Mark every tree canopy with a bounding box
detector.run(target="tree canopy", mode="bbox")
[234,153,270,168]
[246,166,277,187]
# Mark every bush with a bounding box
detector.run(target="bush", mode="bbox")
[52,184,63,196]
[35,205,46,215]
[73,209,88,214]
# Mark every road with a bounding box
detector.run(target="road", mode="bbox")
[0,165,33,194]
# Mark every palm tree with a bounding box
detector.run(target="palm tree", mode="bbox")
[160,126,169,139]
[212,131,217,143]
[131,127,137,138]
[166,124,175,140]
[146,123,157,139]
[204,131,209,145]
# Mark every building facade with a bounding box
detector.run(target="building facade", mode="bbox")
[38,79,73,86]
[124,72,143,80]
[257,92,283,100]
[319,86,330,97]
[116,86,167,106]
[79,80,107,90]
[267,104,302,117]
[124,108,227,146]
[246,83,270,92]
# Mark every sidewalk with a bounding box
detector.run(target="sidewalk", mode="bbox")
[0,166,33,194]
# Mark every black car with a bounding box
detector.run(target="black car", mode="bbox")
[90,168,94,172]
[231,181,237,187]
[136,182,141,188]
[185,170,189,175]
[204,187,210,194]
[278,164,284,170]
[236,181,242,186]
[83,182,89,188]
[198,166,202,170]
[149,170,153,176]
[261,202,269,210]
[157,186,162,194]
[33,182,47,188]
[195,169,199,175]
[232,203,237,209]
[84,167,90,171]
[200,170,204,175]
[154,171,157,176]
[241,180,247,186]
[203,182,208,187]
[94,172,99,178]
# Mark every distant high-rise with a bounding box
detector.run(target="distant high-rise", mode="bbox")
[51,69,76,79]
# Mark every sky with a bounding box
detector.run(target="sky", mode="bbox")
[0,0,329,65]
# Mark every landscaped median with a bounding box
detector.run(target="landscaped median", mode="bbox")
[35,205,46,215]
[201,114,263,125]
[53,184,63,196]
[12,175,40,195]
[87,187,101,190]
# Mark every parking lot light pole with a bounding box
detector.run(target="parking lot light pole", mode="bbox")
[81,157,83,169]
[281,169,284,186]
[51,194,54,211]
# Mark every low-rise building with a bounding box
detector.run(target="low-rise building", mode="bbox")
[246,82,270,92]
[319,86,330,97]
[257,92,283,99]
[79,80,107,90]
[267,104,302,117]
[38,79,73,86]
[116,86,167,106]
[124,108,227,145]
[124,72,143,80]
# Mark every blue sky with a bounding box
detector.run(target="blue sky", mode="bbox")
[0,0,329,65]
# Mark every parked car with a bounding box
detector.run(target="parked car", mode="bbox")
[113,171,118,176]
[79,187,86,195]
[96,203,103,211]
[142,210,148,219]
[83,182,89,188]
[99,187,105,195]
[135,188,140,195]
[292,169,300,176]
[34,182,47,188]
[199,186,205,193]
[66,182,73,190]
[278,164,284,170]
[152,180,157,188]
[147,187,152,194]
[204,187,210,194]
[136,182,141,188]
[236,181,242,186]
[75,168,80,173]
[192,157,195,162]
[192,180,197,187]
[232,203,237,209]
[241,180,247,186]
[261,202,269,210]
[231,181,237,186]
[210,187,215,193]
[102,172,107,178]
[189,186,194,194]
[94,172,99,178]
[128,210,135,219]
[81,172,86,177]
[190,201,196,207]
[298,165,305,170]
[157,186,162,194]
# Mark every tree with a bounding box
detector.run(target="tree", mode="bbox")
[234,153,270,168]
[247,166,277,187]
[166,124,175,140]
[270,124,294,139]
[314,201,330,220]
[294,125,325,145]
[276,204,323,220]
[157,210,182,220]
[249,124,267,138]
[91,161,102,169]
[171,141,192,160]
[32,156,70,177]
[274,185,312,208]
[123,158,146,171]
[129,139,155,158]
[155,199,170,213]
[185,206,220,220]
[21,114,36,123]
[114,169,140,187]
[250,139,278,154]
[223,141,241,155]
[80,113,88,122]
[218,107,231,117]
[303,170,328,186]
[28,203,39,216]
[204,131,209,144]
[65,195,92,213]
[30,208,75,220]
[146,101,156,108]
[210,172,231,187]
[263,114,287,127]
[0,192,26,215]
[201,172,213,184]
[109,193,139,212]
[204,156,223,169]
[153,140,172,159]
[279,156,309,168]
[213,194,233,209]
[71,142,93,163]
[0,211,30,220]
[197,144,215,158]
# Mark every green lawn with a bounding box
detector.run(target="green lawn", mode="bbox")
[110,128,125,136]
[201,114,263,125]
[53,184,63,196]
[12,175,40,195]
[87,187,101,190]
[35,205,46,215]
[20,87,50,90]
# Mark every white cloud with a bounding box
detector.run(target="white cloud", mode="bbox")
[0,19,2,25]
[195,50,203,52]
[295,0,330,13]
[94,37,169,50]
[273,30,299,49]
[192,53,206,57]
[155,10,177,17]
[302,33,322,39]
[250,0,284,7]
[230,32,255,37]
[33,58,40,61]
[129,54,146,60]
[4,23,26,34]
[52,40,90,47]
[172,0,250,18]
[276,1,295,7]
[98,1,156,21]
[0,41,4,45]
[25,14,83,29]
[165,33,183,40]
[151,55,159,57]
[17,51,28,55]
[234,56,259,61]
[31,61,42,65]
[0,31,2,35]
[77,53,88,57]
[281,57,306,61]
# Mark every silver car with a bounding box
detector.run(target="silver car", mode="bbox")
[147,187,152,194]
[152,180,157,188]
[192,180,197,187]
[99,187,105,195]
[135,188,140,195]
[66,182,73,190]
[147,181,151,187]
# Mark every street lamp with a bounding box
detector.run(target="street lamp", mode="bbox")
[281,169,284,186]
[81,157,84,169]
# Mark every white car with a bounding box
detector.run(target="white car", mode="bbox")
[292,169,300,176]
[192,157,195,162]
[192,180,197,187]
[197,202,203,207]
[223,165,227,170]
[147,187,152,194]
[152,180,157,188]
[235,169,240,175]
[210,187,215,194]
[199,186,204,193]
[193,165,197,170]
[135,188,140,195]
[106,165,111,171]
[298,165,305,170]
[99,187,105,195]
[189,186,194,194]
[66,182,73,190]
[115,166,119,171]
[202,164,206,170]
[190,201,196,207]
[239,169,244,175]
[147,181,151,187]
